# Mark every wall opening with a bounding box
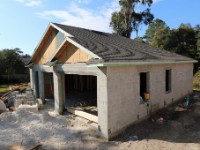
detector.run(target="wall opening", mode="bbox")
[44,73,54,99]
[140,72,149,99]
[65,74,98,123]
[165,69,172,92]
[35,71,39,98]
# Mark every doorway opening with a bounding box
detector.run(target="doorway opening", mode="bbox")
[34,71,39,98]
[65,74,97,122]
[44,73,54,99]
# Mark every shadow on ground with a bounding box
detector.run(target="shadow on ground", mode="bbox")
[112,91,200,144]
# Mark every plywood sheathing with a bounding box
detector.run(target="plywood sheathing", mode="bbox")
[56,43,92,64]
[33,27,59,64]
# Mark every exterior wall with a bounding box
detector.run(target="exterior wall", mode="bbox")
[106,63,193,138]
[31,62,193,139]
[56,44,92,64]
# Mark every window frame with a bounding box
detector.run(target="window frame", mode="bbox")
[165,69,172,93]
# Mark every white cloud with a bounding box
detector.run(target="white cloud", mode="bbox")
[36,0,120,32]
[15,0,42,7]
[152,0,164,4]
[74,0,91,3]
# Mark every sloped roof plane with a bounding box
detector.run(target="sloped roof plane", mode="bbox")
[30,22,197,66]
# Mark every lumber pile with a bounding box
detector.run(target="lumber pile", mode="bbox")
[0,98,8,114]
[0,89,38,114]
[0,90,14,102]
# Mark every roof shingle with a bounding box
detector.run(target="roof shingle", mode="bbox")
[53,23,194,64]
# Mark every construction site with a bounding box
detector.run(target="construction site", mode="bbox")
[0,84,200,149]
[0,23,199,149]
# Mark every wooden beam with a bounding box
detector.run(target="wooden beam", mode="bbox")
[67,107,98,123]
[56,42,70,59]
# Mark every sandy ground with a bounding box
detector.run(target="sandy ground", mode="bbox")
[0,93,200,150]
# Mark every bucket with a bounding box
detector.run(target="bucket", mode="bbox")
[144,92,150,100]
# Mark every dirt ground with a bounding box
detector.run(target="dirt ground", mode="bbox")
[0,92,200,150]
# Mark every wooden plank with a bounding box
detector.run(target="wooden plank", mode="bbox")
[67,108,98,123]
[0,110,7,114]
[33,28,57,64]
[57,44,92,63]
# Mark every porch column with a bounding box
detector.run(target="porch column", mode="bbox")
[29,68,34,89]
[38,71,45,101]
[97,68,109,139]
[53,71,65,114]
[29,68,37,99]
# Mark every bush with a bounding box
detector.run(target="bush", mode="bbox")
[0,74,29,84]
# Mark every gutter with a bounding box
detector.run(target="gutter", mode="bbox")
[87,60,198,67]
[25,62,34,68]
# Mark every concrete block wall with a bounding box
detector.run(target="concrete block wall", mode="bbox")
[106,63,193,138]
[31,63,193,139]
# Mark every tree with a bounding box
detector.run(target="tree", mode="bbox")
[151,26,170,49]
[143,18,169,44]
[151,24,197,59]
[194,25,200,59]
[133,37,146,43]
[110,0,154,38]
[0,48,29,82]
[167,25,197,58]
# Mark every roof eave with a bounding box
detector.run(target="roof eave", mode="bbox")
[29,23,52,63]
[87,60,197,67]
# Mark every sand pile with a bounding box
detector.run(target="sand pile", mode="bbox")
[0,93,200,150]
[0,108,98,150]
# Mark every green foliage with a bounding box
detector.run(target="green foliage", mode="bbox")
[151,26,170,49]
[110,12,127,37]
[144,18,168,43]
[0,84,9,92]
[133,37,146,43]
[145,22,200,72]
[146,22,200,60]
[110,0,154,38]
[193,70,200,91]
[0,48,31,83]
[165,25,197,59]
[194,25,200,60]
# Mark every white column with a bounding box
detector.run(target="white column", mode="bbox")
[29,68,34,89]
[53,71,65,114]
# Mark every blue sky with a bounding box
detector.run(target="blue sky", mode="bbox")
[0,0,200,55]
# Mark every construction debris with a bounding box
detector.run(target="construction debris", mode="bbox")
[18,104,38,113]
[0,100,7,111]
[0,91,200,149]
[0,90,15,102]
[0,89,37,114]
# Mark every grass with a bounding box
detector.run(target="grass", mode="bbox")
[0,83,30,93]
[0,84,9,93]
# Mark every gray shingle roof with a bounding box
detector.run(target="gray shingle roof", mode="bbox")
[53,23,194,64]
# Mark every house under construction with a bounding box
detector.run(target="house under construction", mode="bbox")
[28,23,196,139]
